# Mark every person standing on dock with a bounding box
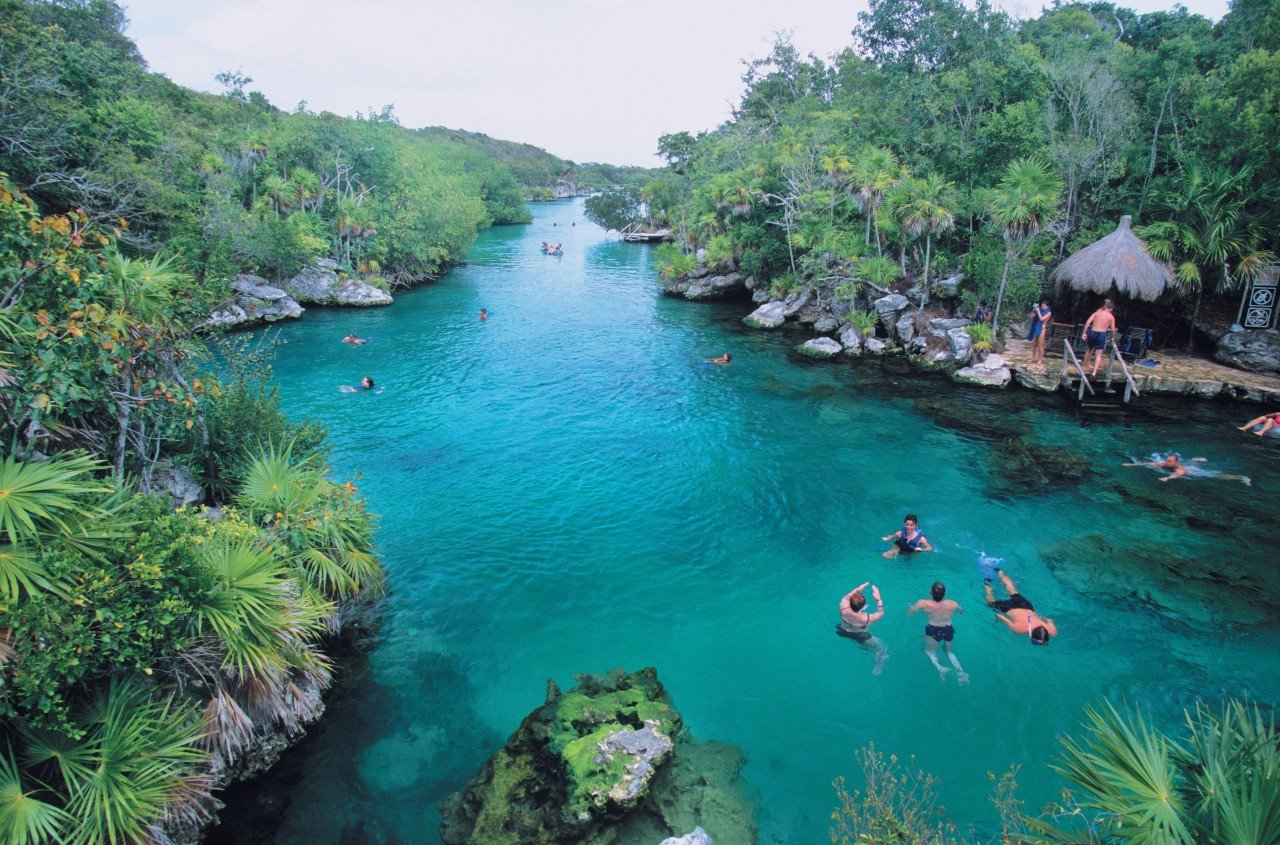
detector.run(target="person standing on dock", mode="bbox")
[1028,299,1052,365]
[836,582,889,675]
[908,582,968,684]
[1081,300,1116,377]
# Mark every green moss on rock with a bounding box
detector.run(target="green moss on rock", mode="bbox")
[439,667,756,844]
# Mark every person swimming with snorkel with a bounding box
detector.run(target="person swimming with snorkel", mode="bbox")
[984,570,1057,646]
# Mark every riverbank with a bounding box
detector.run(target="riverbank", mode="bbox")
[662,264,1280,406]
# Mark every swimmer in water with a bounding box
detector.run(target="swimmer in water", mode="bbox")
[479,309,488,321]
[1124,453,1250,485]
[707,353,731,365]
[908,581,967,684]
[342,333,368,345]
[1239,411,1280,436]
[341,376,377,393]
[836,582,888,675]
[984,571,1057,645]
[881,513,934,558]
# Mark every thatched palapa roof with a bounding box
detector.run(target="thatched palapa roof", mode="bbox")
[1050,215,1175,303]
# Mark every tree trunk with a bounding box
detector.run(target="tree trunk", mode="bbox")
[993,246,1012,328]
[113,365,133,478]
[1187,285,1203,351]
[873,214,882,257]
[920,236,932,311]
[865,213,871,246]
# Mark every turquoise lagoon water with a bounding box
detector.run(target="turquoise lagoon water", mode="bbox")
[213,200,1280,844]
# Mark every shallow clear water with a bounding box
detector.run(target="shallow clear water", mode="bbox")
[215,200,1280,844]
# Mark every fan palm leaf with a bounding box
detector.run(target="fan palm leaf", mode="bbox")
[1049,702,1195,844]
[0,543,65,602]
[0,746,70,845]
[0,454,111,546]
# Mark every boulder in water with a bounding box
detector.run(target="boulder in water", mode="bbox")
[438,668,757,845]
[990,436,1090,489]
[205,274,304,328]
[797,338,843,359]
[744,301,787,329]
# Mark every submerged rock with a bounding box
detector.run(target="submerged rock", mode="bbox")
[1041,534,1277,630]
[661,828,713,845]
[990,437,1090,489]
[914,397,1021,440]
[438,668,756,845]
[797,337,843,359]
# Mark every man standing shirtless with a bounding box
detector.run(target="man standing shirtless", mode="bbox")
[984,571,1057,645]
[908,582,968,684]
[1081,299,1117,377]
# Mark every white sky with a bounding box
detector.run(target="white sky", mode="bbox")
[123,0,1230,167]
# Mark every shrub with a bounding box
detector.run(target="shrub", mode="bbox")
[654,243,697,280]
[844,310,879,335]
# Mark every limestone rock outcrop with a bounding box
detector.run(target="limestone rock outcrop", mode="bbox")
[1214,328,1280,374]
[664,269,747,301]
[954,354,1011,388]
[206,274,304,329]
[286,260,393,307]
[744,301,787,329]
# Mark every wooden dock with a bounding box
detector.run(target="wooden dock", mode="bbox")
[618,223,671,243]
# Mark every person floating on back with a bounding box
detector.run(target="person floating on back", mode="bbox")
[908,581,968,684]
[342,332,368,345]
[1239,411,1280,436]
[984,570,1057,646]
[836,582,889,675]
[1081,299,1116,377]
[882,513,933,558]
[707,352,731,365]
[479,309,488,321]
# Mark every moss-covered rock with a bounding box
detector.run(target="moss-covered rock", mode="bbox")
[439,668,757,845]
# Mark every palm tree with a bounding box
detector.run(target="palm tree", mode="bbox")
[852,146,902,255]
[1027,698,1280,844]
[820,146,852,226]
[261,174,292,218]
[902,174,957,309]
[14,679,210,845]
[986,158,1063,327]
[853,255,903,288]
[1138,164,1274,349]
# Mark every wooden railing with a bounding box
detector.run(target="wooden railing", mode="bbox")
[1060,340,1095,400]
[1104,337,1142,402]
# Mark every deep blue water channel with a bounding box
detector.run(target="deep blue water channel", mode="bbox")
[219,199,1280,843]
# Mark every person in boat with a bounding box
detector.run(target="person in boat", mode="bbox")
[540,241,549,252]
[908,581,968,684]
[836,582,888,675]
[882,513,933,558]
[1239,411,1280,436]
[342,332,368,345]
[479,309,488,321]
[707,352,731,365]
[1081,299,1117,377]
[553,243,563,254]
[984,570,1057,645]
[1028,299,1052,365]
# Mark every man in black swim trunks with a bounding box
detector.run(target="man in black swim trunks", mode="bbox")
[908,582,968,684]
[985,571,1058,644]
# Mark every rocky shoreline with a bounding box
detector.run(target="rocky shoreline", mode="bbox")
[205,259,398,330]
[662,259,1280,404]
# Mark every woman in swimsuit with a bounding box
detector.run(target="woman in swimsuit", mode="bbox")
[1239,411,1280,436]
[707,353,731,365]
[882,514,934,558]
[1028,300,1051,364]
[836,582,888,675]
